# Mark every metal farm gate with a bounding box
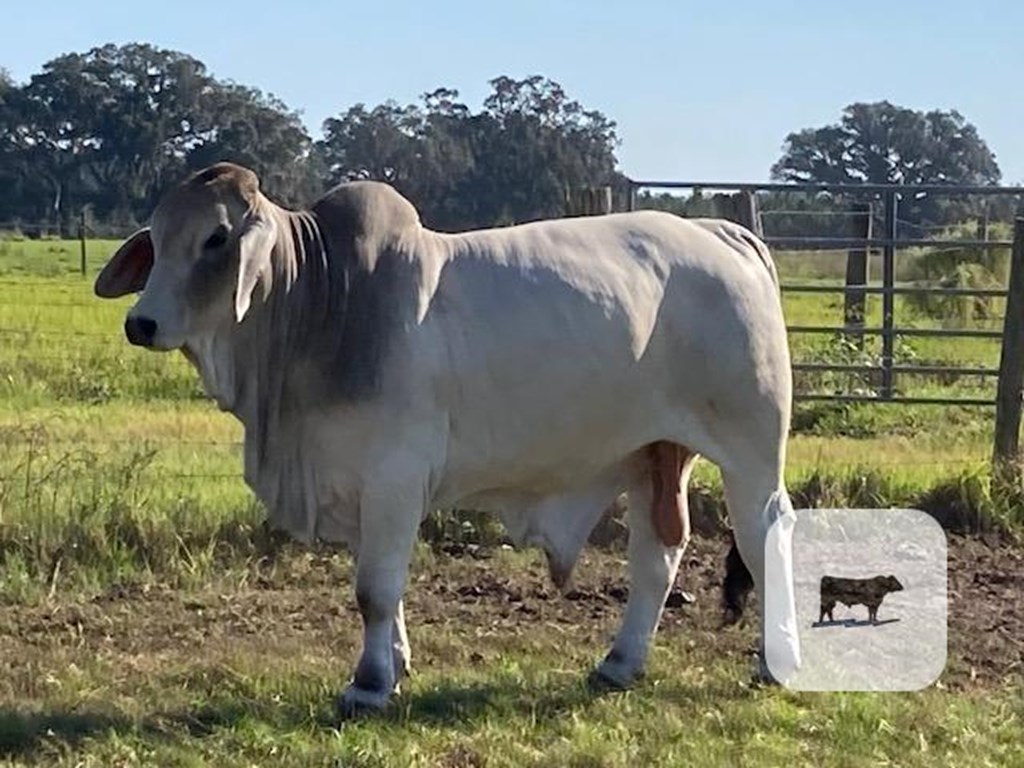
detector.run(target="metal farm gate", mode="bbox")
[585,180,1024,479]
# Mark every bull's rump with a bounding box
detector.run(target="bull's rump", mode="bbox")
[424,211,790,497]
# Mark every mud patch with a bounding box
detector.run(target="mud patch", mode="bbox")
[0,535,1019,694]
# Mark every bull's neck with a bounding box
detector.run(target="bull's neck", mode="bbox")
[181,331,240,414]
[182,297,312,530]
[228,206,330,468]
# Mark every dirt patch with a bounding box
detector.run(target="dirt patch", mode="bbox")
[0,535,1020,693]
[945,535,1024,687]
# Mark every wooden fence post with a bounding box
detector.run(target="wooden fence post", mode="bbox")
[844,202,872,347]
[566,186,613,217]
[992,217,1024,491]
[731,190,762,237]
[79,210,87,277]
[880,190,898,399]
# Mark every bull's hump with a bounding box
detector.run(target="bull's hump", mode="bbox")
[314,181,422,239]
[188,162,258,190]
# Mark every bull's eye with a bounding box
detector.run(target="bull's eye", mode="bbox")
[204,230,228,251]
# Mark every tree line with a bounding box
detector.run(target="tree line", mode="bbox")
[0,43,1010,236]
[0,44,619,234]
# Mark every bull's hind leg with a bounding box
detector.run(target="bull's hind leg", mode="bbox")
[592,446,698,689]
[722,464,801,684]
[723,533,755,625]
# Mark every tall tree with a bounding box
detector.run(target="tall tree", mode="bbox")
[771,102,1001,227]
[2,54,101,226]
[318,76,620,231]
[0,44,316,227]
[476,75,619,226]
[320,100,427,187]
[182,83,320,208]
[2,54,622,232]
[0,69,27,224]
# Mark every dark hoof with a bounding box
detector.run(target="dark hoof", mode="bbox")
[750,654,783,688]
[586,668,632,693]
[721,607,744,628]
[586,655,643,693]
[335,686,394,721]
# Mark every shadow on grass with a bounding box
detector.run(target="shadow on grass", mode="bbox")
[391,667,761,727]
[0,700,323,760]
[0,681,586,758]
[394,677,603,727]
[0,709,133,758]
[0,670,761,757]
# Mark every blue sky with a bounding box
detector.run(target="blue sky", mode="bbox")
[6,1,1023,183]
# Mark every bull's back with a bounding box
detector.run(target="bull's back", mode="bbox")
[432,211,786,379]
[421,211,789,493]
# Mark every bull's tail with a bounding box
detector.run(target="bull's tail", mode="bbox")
[732,224,781,292]
[750,233,781,291]
[690,217,783,294]
[721,530,754,625]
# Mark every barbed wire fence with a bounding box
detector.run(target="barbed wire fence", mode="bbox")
[0,219,248,484]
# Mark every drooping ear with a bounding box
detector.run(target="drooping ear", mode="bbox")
[234,211,278,323]
[94,228,154,298]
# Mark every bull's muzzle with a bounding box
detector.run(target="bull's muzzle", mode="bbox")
[124,315,158,348]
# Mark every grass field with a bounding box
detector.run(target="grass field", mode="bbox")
[0,237,1021,766]
[1,540,1022,767]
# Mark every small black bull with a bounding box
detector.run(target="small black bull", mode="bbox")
[721,537,904,627]
[819,574,904,624]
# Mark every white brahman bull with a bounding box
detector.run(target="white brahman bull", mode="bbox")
[94,163,801,715]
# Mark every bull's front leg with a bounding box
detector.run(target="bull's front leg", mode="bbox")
[338,478,423,718]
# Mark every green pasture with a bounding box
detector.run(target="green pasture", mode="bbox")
[0,237,1020,766]
[0,237,1015,594]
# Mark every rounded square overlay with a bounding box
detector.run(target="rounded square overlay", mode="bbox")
[765,508,947,691]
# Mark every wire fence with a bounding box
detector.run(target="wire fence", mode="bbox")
[5,192,1024,485]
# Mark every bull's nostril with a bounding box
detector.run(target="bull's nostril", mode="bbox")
[124,316,158,347]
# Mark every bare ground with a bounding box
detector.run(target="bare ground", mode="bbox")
[0,533,1020,700]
